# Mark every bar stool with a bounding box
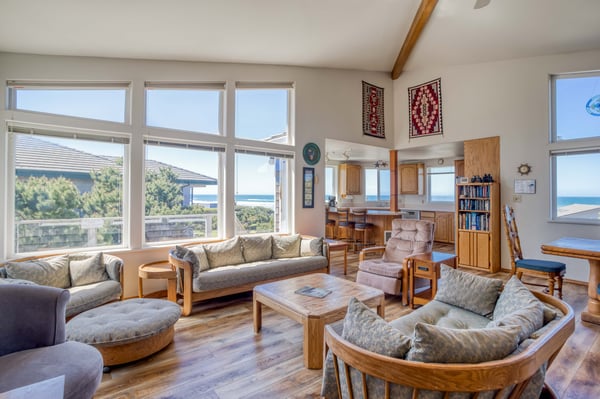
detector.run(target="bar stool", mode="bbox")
[325,219,336,239]
[336,208,355,250]
[351,208,373,253]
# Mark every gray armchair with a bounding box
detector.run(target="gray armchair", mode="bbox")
[356,219,434,305]
[0,284,103,399]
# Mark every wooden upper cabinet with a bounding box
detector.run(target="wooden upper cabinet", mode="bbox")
[399,163,424,195]
[339,164,361,197]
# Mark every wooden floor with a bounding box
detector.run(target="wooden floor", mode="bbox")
[95,245,600,399]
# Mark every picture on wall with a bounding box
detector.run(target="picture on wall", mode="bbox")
[303,167,315,208]
[408,78,443,138]
[362,81,385,139]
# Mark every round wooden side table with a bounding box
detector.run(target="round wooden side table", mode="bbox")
[138,260,178,302]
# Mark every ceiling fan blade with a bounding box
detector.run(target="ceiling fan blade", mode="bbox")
[474,0,491,9]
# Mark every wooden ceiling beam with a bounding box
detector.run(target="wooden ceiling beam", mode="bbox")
[391,0,438,80]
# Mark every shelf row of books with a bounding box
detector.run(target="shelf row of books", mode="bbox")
[458,212,490,231]
[457,185,490,198]
[458,199,490,211]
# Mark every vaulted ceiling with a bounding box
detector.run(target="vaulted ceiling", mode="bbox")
[2,0,600,76]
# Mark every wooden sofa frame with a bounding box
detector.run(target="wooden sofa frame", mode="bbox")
[168,237,330,316]
[324,290,574,399]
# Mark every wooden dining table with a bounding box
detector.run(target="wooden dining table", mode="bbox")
[541,237,600,325]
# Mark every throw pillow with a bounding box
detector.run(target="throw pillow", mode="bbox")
[407,322,520,363]
[69,252,109,286]
[5,254,70,288]
[342,297,412,358]
[488,276,544,342]
[241,235,273,262]
[300,237,323,257]
[434,264,503,317]
[272,234,301,259]
[188,245,210,273]
[204,237,245,268]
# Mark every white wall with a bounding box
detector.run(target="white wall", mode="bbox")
[393,49,600,283]
[0,52,394,296]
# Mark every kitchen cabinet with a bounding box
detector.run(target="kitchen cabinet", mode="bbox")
[339,164,361,197]
[420,211,454,244]
[399,163,424,195]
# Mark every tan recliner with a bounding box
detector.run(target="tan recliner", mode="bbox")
[356,219,434,305]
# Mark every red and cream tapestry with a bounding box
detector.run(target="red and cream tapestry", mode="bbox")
[362,81,385,139]
[408,78,443,138]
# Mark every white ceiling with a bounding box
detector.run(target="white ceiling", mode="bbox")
[1,0,600,73]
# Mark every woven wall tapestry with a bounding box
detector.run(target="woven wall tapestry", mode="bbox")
[362,81,385,139]
[408,78,443,138]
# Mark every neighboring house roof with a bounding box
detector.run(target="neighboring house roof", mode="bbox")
[15,135,217,186]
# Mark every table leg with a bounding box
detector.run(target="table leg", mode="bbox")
[138,277,144,298]
[343,246,348,275]
[304,317,325,369]
[167,278,177,302]
[582,259,600,324]
[253,294,262,333]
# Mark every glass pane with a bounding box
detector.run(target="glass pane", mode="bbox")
[364,169,378,201]
[235,153,289,234]
[555,153,600,220]
[146,89,221,134]
[325,166,335,200]
[235,89,289,142]
[554,75,600,141]
[379,169,390,201]
[13,88,126,123]
[144,144,220,243]
[429,167,455,202]
[14,133,125,254]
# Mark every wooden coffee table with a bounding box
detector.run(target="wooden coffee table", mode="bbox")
[253,273,384,369]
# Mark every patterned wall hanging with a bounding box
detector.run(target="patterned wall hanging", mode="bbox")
[408,78,443,138]
[362,81,385,139]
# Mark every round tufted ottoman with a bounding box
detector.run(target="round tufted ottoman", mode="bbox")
[66,298,181,367]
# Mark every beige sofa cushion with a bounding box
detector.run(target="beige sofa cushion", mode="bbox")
[272,234,301,259]
[5,255,70,288]
[204,237,245,268]
[69,252,108,286]
[300,237,323,257]
[241,235,272,262]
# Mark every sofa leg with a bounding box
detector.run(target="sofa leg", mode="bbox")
[103,366,111,374]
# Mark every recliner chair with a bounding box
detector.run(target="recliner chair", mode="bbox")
[356,219,435,305]
[0,284,103,399]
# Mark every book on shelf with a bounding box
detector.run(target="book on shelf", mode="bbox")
[294,285,332,298]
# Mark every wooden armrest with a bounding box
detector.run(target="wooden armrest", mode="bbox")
[359,246,386,262]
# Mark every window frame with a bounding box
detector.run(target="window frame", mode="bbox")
[7,80,131,124]
[364,167,390,204]
[7,123,131,256]
[550,72,600,224]
[427,165,455,204]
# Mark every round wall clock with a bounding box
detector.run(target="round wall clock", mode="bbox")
[303,142,320,165]
[518,163,531,175]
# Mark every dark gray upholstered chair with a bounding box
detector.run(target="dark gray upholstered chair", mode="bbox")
[0,284,103,399]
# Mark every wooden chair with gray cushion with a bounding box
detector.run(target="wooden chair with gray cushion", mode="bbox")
[356,219,434,306]
[502,204,566,299]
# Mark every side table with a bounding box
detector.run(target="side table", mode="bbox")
[409,252,457,309]
[138,260,178,302]
[325,239,349,275]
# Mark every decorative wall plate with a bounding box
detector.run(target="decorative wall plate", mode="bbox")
[518,163,531,175]
[303,142,320,165]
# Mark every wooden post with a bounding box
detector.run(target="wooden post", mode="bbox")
[390,150,398,212]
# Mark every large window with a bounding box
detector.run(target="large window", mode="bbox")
[551,73,600,222]
[10,126,128,254]
[235,83,293,143]
[364,168,390,203]
[325,166,336,202]
[427,166,455,203]
[145,82,223,134]
[234,150,292,234]
[7,81,129,123]
[144,141,222,243]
